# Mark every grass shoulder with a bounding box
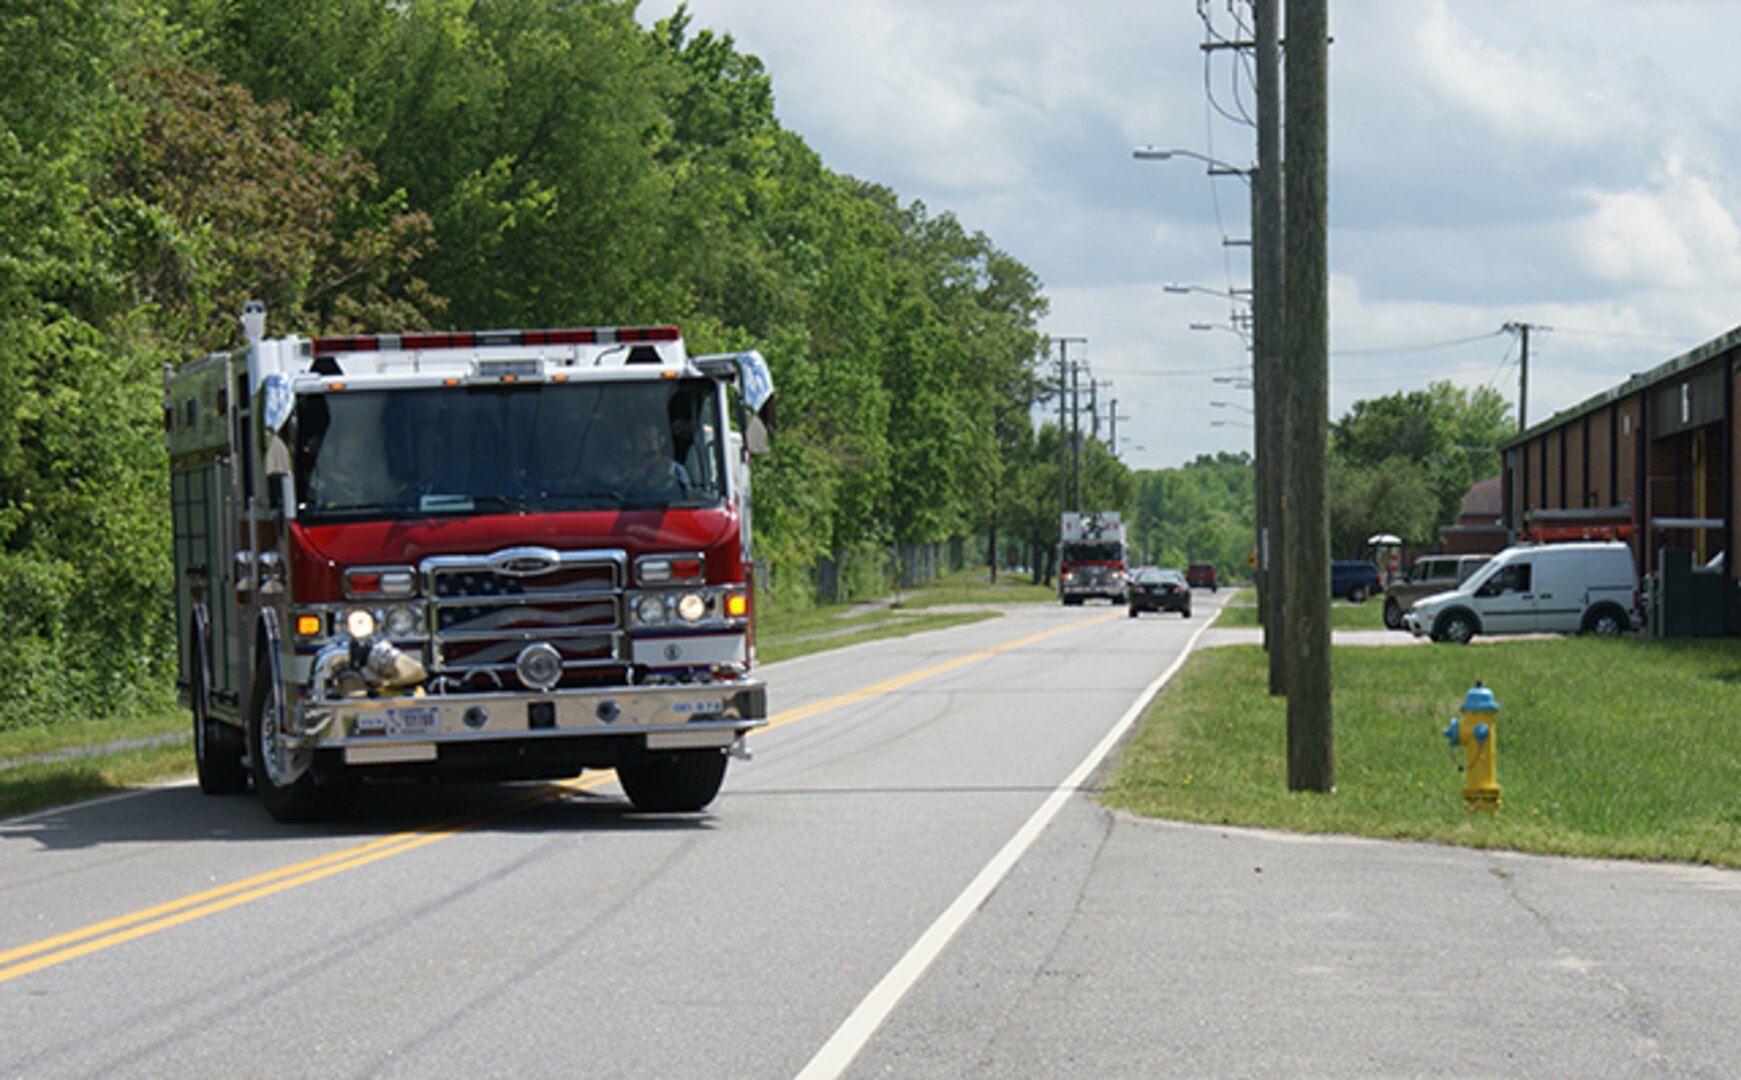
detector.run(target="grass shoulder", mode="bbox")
[757,568,1054,664]
[0,709,189,819]
[1105,629,1741,868]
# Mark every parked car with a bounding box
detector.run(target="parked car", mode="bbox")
[1128,567,1192,617]
[1330,559,1384,602]
[1186,562,1218,591]
[1403,541,1639,644]
[1383,554,1491,630]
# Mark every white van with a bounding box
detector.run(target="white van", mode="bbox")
[1403,541,1639,644]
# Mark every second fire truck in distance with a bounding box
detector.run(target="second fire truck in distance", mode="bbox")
[1058,510,1128,605]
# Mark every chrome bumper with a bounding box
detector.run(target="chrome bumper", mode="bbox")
[292,679,766,761]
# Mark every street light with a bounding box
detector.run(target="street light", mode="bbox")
[1132,146,1253,183]
[1164,282,1252,299]
[1191,321,1251,347]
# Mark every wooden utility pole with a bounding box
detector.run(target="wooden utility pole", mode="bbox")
[1283,0,1333,792]
[1504,321,1533,432]
[1070,359,1082,510]
[1254,0,1285,696]
[1055,337,1085,520]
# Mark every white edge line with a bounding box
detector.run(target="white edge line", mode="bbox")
[794,615,1218,1080]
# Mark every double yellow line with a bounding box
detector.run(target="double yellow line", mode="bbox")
[1,610,1112,984]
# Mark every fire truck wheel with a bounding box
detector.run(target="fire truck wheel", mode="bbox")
[195,707,249,796]
[248,661,359,823]
[617,748,729,813]
[193,651,248,795]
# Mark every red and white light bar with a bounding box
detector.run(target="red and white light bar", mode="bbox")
[312,325,681,354]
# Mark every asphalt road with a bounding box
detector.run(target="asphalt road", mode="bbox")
[5,593,1741,1078]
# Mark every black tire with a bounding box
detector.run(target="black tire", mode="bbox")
[195,708,249,796]
[1348,585,1368,604]
[1180,607,1191,618]
[1583,605,1627,636]
[1128,606,1140,618]
[248,659,359,823]
[617,748,728,813]
[193,645,248,795]
[1382,598,1404,631]
[1432,611,1476,645]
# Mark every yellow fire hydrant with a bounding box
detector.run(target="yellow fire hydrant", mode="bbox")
[1443,682,1500,812]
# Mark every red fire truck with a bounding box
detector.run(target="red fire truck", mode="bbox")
[165,302,776,822]
[1058,511,1127,605]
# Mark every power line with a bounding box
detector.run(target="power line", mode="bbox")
[1328,329,1508,357]
[1093,363,1251,377]
[1549,325,1702,347]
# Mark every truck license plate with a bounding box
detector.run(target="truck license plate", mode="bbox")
[386,706,439,737]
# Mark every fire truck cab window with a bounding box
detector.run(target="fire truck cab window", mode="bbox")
[295,380,724,520]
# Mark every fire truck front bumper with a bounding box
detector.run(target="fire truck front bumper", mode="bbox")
[291,680,767,766]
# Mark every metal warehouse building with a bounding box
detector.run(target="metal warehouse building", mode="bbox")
[1500,324,1741,636]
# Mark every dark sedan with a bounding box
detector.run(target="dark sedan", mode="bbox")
[1128,566,1192,618]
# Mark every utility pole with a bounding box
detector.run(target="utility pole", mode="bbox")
[1283,0,1332,793]
[1055,337,1085,522]
[1504,321,1534,432]
[1254,0,1285,696]
[1070,360,1082,510]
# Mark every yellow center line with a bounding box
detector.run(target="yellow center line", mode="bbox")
[760,610,1117,733]
[1,608,1115,984]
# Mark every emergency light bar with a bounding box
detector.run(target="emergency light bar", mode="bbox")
[311,326,681,355]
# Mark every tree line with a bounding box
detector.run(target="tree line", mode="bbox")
[0,0,1119,730]
[0,1,1509,732]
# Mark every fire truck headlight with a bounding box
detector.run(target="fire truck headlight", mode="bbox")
[634,594,667,626]
[676,592,708,622]
[344,608,378,640]
[384,604,420,638]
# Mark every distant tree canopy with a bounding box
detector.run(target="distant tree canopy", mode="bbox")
[1328,381,1511,555]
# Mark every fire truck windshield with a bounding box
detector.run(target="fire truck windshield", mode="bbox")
[1062,541,1122,563]
[294,378,725,520]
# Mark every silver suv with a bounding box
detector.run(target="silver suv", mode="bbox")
[1383,554,1490,630]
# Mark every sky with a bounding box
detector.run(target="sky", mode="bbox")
[635,0,1741,471]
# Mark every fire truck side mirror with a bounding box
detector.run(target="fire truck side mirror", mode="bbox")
[259,373,295,480]
[737,352,774,455]
[746,412,771,456]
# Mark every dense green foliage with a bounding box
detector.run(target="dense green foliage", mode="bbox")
[1328,380,1511,555]
[0,0,1088,730]
[1129,451,1255,577]
[1123,381,1513,580]
[0,1,1511,732]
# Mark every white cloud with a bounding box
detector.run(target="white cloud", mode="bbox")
[1412,0,1628,145]
[640,0,1741,471]
[1576,160,1741,290]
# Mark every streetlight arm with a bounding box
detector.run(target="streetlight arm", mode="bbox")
[1133,146,1253,182]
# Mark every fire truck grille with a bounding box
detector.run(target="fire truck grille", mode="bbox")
[424,552,624,687]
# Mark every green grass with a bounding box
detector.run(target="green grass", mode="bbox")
[757,567,1057,663]
[1216,589,1389,631]
[0,709,189,819]
[1105,635,1741,867]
